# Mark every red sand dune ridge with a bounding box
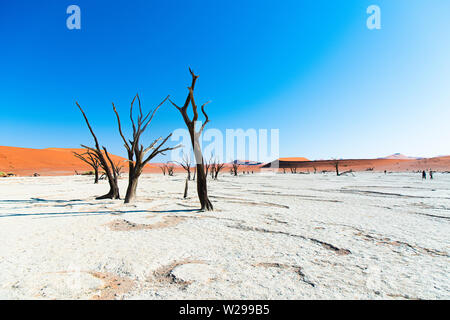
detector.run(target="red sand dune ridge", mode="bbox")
[1,146,450,176]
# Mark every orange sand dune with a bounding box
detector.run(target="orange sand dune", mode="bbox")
[263,156,450,173]
[0,146,127,176]
[2,146,449,176]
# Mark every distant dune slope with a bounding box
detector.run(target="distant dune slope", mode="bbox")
[0,146,127,176]
[262,156,450,172]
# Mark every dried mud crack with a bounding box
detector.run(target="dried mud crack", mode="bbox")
[254,262,316,287]
[228,223,351,255]
[107,216,186,231]
[151,260,206,290]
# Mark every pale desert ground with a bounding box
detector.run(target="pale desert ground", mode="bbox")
[0,172,449,299]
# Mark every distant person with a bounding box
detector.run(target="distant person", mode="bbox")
[384,170,387,175]
[430,170,434,180]
[422,170,426,180]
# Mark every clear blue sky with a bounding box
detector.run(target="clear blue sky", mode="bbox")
[1,0,449,161]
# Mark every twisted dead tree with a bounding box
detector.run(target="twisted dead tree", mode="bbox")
[159,165,167,175]
[76,102,120,199]
[113,94,178,204]
[73,150,100,183]
[169,68,213,211]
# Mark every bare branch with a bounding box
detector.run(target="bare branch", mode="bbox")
[112,102,131,153]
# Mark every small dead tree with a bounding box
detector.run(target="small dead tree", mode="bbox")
[73,150,100,184]
[210,158,216,179]
[160,165,167,175]
[166,163,175,176]
[333,159,340,176]
[231,161,240,176]
[169,68,213,211]
[213,161,225,180]
[114,161,124,178]
[112,94,178,203]
[204,157,212,178]
[178,153,193,180]
[76,102,120,199]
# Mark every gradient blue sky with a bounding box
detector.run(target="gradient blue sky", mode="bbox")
[1,0,449,161]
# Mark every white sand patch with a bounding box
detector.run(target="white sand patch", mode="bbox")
[0,172,449,299]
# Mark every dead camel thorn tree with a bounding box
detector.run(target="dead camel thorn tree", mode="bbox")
[210,158,216,179]
[73,149,100,184]
[76,102,120,200]
[212,160,225,180]
[166,162,175,176]
[114,160,124,178]
[113,94,179,204]
[333,159,340,176]
[231,161,240,176]
[177,153,193,180]
[204,155,213,178]
[333,159,352,176]
[169,68,213,211]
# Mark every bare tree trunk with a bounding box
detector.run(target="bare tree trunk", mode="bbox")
[183,177,188,198]
[97,177,120,200]
[193,136,213,211]
[196,162,212,210]
[94,167,99,184]
[334,161,340,176]
[125,170,140,203]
